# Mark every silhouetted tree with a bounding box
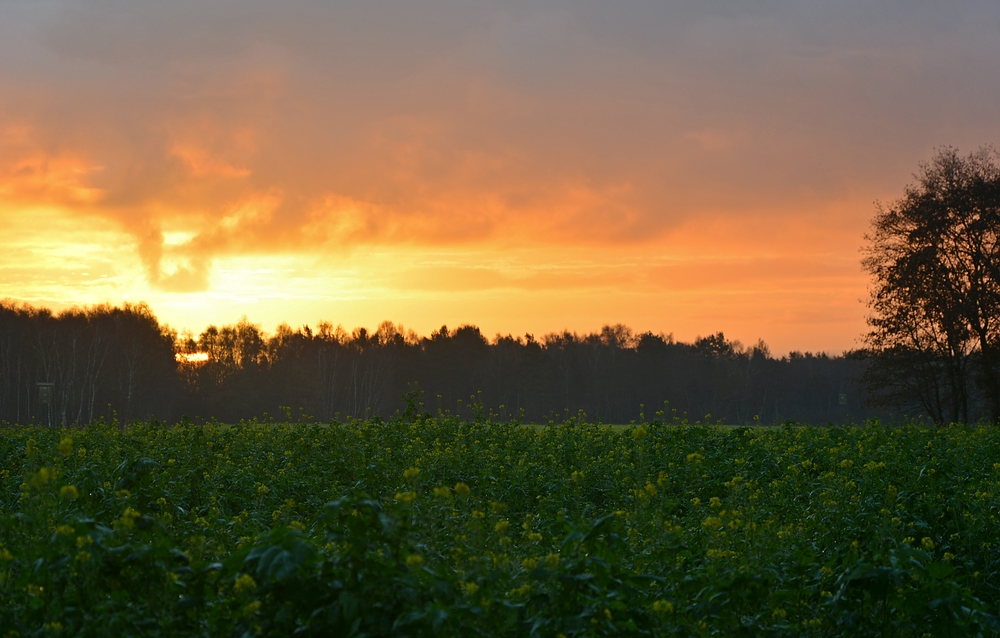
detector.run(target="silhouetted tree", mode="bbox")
[863,147,1000,423]
[0,301,177,425]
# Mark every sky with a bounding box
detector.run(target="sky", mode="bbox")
[2,1,1000,354]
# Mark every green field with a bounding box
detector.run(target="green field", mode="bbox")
[2,418,1000,636]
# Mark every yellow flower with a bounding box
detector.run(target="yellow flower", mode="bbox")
[29,467,55,490]
[242,601,261,617]
[571,471,584,482]
[494,520,510,534]
[687,452,704,463]
[55,525,75,536]
[403,467,421,480]
[59,485,79,500]
[545,553,560,567]
[58,437,73,458]
[116,507,140,530]
[463,581,479,596]
[394,491,417,504]
[508,584,531,597]
[405,554,424,567]
[433,486,451,498]
[257,485,269,495]
[701,516,723,530]
[233,574,257,593]
[76,536,93,548]
[453,482,471,496]
[522,557,538,569]
[652,600,674,614]
[75,551,91,563]
[921,537,935,551]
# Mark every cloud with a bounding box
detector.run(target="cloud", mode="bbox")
[1,0,1000,294]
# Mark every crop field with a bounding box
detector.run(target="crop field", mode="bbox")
[2,418,1000,637]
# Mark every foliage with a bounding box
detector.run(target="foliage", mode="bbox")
[863,145,1000,423]
[2,301,876,427]
[0,301,178,425]
[2,418,1000,636]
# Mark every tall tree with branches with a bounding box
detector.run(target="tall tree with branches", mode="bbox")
[863,146,1000,423]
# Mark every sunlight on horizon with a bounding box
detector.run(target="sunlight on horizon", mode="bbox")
[0,202,868,355]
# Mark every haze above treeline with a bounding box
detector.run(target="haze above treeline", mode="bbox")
[0,300,893,427]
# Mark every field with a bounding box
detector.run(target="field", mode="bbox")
[2,417,1000,637]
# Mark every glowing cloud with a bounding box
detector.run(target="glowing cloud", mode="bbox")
[2,1,1000,352]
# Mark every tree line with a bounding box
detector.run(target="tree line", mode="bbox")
[0,302,178,426]
[0,300,888,426]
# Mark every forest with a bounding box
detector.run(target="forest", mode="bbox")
[0,300,883,426]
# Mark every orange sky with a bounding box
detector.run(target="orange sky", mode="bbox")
[3,2,1000,354]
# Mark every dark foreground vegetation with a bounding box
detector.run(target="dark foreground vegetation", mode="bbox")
[0,301,879,427]
[2,418,999,636]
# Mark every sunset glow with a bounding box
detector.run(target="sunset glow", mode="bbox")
[3,2,1000,354]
